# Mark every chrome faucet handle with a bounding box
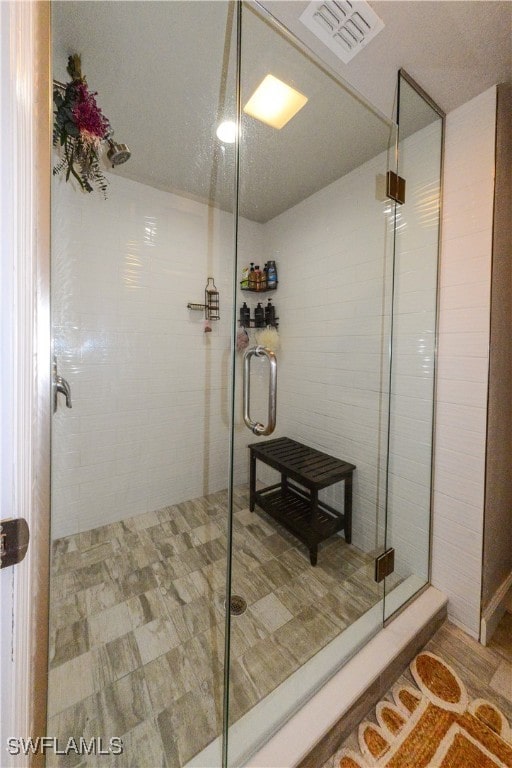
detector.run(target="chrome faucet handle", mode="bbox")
[52,356,72,412]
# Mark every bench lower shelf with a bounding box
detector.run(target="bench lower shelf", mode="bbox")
[252,482,347,566]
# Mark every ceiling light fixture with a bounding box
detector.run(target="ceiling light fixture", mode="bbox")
[216,120,238,143]
[243,74,308,129]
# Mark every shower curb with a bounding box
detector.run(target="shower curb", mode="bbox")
[246,586,447,768]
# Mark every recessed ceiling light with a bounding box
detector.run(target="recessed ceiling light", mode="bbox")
[243,74,308,129]
[216,120,237,143]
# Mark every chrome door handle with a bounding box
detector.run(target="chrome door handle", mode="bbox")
[52,356,72,412]
[243,345,277,436]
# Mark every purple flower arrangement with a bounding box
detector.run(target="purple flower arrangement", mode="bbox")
[53,55,111,195]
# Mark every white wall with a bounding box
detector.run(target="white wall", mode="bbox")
[431,86,496,637]
[52,173,262,538]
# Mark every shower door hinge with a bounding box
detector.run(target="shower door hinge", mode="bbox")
[374,548,395,583]
[386,171,406,205]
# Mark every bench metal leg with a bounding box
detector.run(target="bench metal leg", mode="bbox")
[249,454,256,512]
[309,488,319,566]
[344,474,353,544]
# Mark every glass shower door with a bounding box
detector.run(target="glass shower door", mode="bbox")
[48,3,239,766]
[221,5,398,764]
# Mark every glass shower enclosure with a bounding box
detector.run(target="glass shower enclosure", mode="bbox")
[48,3,441,766]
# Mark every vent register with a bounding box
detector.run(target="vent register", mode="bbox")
[300,0,384,63]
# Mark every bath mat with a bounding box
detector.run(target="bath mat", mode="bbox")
[338,651,512,768]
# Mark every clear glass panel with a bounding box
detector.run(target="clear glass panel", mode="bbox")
[384,73,443,619]
[224,5,397,763]
[49,3,238,765]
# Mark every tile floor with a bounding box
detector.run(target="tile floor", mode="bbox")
[48,485,390,767]
[323,611,512,767]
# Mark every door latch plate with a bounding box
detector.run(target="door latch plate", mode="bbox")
[0,518,30,568]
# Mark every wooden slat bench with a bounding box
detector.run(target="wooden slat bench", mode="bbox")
[249,437,356,566]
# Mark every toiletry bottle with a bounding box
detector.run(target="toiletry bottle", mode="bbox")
[254,302,264,328]
[248,263,256,290]
[265,299,275,327]
[241,302,250,327]
[267,260,277,288]
[241,266,249,289]
[263,263,268,290]
[254,265,262,291]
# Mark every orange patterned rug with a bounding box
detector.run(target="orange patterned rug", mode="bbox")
[338,651,512,768]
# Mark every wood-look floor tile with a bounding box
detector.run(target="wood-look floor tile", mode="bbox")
[183,627,225,687]
[48,652,96,717]
[188,563,226,600]
[144,644,197,714]
[248,593,293,633]
[133,618,181,665]
[120,565,158,599]
[88,602,133,647]
[46,693,102,768]
[50,619,90,669]
[271,608,338,666]
[227,659,260,725]
[126,587,168,629]
[231,564,273,606]
[191,522,223,545]
[158,680,222,765]
[96,668,152,738]
[490,612,512,663]
[238,636,297,699]
[83,581,121,617]
[156,708,185,768]
[92,631,142,689]
[74,562,112,591]
[489,659,512,702]
[229,611,269,659]
[178,597,220,639]
[109,717,168,768]
[316,591,363,629]
[50,592,88,630]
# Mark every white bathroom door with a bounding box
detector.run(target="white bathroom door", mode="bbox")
[0,0,52,761]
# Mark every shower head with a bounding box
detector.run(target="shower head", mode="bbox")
[107,140,131,167]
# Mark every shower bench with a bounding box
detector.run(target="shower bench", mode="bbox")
[248,437,355,566]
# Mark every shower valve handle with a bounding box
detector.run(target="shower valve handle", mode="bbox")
[52,356,72,412]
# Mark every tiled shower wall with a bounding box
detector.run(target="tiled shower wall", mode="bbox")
[52,173,263,538]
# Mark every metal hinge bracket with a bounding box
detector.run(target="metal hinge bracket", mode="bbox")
[375,547,395,583]
[386,171,406,205]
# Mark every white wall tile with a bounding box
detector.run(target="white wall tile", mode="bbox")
[51,173,261,538]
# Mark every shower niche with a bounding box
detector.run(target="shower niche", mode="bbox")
[48,3,442,767]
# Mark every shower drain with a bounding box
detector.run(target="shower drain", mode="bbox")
[227,595,247,616]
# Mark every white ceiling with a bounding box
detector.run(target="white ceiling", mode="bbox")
[53,1,511,221]
[263,0,512,116]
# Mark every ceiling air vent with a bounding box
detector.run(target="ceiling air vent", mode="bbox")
[299,0,384,63]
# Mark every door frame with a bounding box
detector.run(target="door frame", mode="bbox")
[0,2,51,763]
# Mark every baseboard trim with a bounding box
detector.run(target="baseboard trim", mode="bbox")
[480,571,512,645]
